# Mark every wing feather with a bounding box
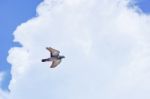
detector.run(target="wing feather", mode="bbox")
[50,59,61,68]
[46,47,60,57]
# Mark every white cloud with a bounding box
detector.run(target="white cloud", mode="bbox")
[0,72,4,87]
[0,90,9,99]
[7,0,150,99]
[0,72,9,99]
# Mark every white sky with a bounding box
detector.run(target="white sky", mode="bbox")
[3,0,150,99]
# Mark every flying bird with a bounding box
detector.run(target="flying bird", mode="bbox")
[41,47,65,68]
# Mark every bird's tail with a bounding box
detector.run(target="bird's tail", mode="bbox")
[41,58,50,62]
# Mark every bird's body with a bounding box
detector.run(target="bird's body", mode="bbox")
[41,47,65,68]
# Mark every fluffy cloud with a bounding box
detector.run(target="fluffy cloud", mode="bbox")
[0,72,4,87]
[0,72,8,99]
[0,90,9,99]
[7,0,150,99]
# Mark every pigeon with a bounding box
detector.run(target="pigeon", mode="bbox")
[41,47,65,68]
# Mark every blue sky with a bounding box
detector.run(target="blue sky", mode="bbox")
[0,0,150,94]
[1,0,150,99]
[0,0,42,91]
[135,0,150,13]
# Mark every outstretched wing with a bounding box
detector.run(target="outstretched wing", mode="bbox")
[50,59,61,68]
[46,47,60,57]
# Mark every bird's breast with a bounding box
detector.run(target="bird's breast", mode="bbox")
[50,57,58,61]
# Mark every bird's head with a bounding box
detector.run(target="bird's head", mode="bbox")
[59,55,65,59]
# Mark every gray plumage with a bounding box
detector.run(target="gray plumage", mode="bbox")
[42,47,65,68]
